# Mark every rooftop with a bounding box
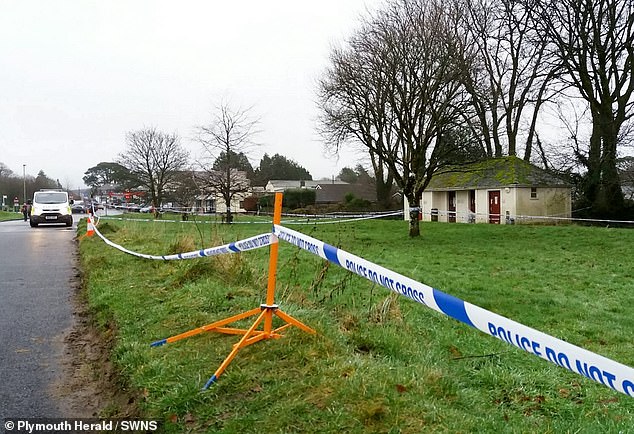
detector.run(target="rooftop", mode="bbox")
[315,183,376,203]
[427,157,570,190]
[265,179,348,191]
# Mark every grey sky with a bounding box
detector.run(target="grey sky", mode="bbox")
[0,1,383,189]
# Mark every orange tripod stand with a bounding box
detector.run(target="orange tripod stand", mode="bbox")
[150,192,316,389]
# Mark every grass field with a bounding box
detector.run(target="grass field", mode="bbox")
[77,215,634,433]
[0,210,21,221]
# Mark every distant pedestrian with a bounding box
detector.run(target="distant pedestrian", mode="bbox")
[21,203,28,221]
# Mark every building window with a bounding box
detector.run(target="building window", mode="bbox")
[530,187,538,199]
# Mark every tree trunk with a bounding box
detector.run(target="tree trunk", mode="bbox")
[152,199,161,219]
[595,119,624,215]
[407,194,420,237]
[370,151,394,209]
[224,206,233,224]
[507,124,517,157]
[224,146,233,224]
[375,169,395,209]
[583,123,603,207]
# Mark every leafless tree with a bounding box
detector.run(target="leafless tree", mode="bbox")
[460,0,560,159]
[318,22,397,210]
[161,169,197,210]
[547,100,593,172]
[195,103,259,223]
[319,0,470,237]
[118,127,190,214]
[618,156,634,200]
[536,0,634,214]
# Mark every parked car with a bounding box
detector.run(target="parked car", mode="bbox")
[71,203,86,214]
[140,205,155,213]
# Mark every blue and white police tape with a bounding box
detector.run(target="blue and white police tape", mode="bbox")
[92,223,275,260]
[283,210,404,225]
[273,224,634,397]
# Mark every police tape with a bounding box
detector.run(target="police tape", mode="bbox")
[280,209,403,219]
[283,210,404,225]
[416,207,634,225]
[273,224,634,397]
[98,216,272,225]
[91,223,275,260]
[98,211,404,226]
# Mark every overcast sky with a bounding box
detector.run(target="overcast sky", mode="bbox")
[0,1,384,189]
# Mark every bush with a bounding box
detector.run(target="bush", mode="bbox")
[259,195,276,211]
[283,189,316,209]
[344,193,371,211]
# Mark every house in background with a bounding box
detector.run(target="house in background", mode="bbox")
[314,183,377,205]
[264,179,348,192]
[194,169,250,214]
[194,193,250,214]
[406,157,572,224]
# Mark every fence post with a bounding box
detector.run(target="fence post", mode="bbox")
[150,191,316,389]
[263,192,283,333]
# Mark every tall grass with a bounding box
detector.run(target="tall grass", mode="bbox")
[78,218,634,433]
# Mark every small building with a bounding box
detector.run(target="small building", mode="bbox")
[195,192,248,214]
[315,183,377,205]
[407,157,572,224]
[193,169,250,214]
[265,179,349,193]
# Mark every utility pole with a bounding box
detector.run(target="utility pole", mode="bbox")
[22,164,26,203]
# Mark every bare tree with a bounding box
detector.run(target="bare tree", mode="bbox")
[536,0,634,215]
[166,169,200,213]
[318,25,397,209]
[118,127,190,214]
[460,0,559,159]
[319,0,469,236]
[542,100,593,173]
[196,103,259,223]
[618,156,634,200]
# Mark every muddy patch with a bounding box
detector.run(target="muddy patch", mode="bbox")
[50,261,139,418]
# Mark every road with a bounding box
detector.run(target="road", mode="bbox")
[0,216,81,418]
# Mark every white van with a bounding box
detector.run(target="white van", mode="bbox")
[30,189,73,227]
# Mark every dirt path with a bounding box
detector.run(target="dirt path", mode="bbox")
[50,252,139,418]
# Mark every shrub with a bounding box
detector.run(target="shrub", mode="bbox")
[283,189,316,209]
[259,195,276,211]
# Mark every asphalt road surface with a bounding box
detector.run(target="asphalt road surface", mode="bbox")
[0,216,80,418]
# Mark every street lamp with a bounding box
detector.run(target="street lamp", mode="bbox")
[23,164,26,204]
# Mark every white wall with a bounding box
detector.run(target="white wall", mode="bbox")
[214,192,248,213]
[515,187,572,222]
[413,186,571,224]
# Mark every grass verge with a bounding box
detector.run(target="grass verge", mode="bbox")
[0,210,22,222]
[77,218,634,433]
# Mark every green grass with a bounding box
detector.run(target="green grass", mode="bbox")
[0,210,22,221]
[77,218,634,433]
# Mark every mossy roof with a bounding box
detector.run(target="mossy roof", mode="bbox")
[427,157,570,190]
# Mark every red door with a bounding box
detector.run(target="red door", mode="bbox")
[488,190,500,224]
[448,191,456,223]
